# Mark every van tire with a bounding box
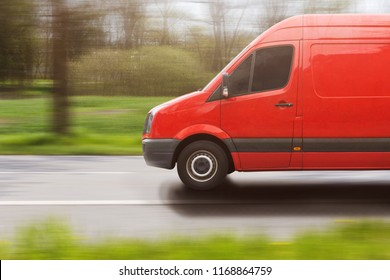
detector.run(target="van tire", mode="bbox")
[177,140,228,190]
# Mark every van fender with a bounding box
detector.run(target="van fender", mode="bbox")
[174,124,241,171]
[174,124,231,142]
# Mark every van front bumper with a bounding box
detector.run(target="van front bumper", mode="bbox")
[142,139,180,169]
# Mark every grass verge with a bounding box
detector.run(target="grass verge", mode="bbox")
[0,96,173,155]
[1,219,390,259]
[0,132,142,155]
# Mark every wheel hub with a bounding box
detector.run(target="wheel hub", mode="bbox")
[192,155,213,177]
[186,151,218,183]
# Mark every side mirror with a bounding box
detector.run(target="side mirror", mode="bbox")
[222,72,229,98]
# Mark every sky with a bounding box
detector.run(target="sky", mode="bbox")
[356,0,389,12]
[66,0,390,38]
[172,0,390,31]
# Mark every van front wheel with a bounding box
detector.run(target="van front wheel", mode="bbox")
[177,141,228,190]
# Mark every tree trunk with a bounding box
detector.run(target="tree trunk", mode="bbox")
[51,0,70,135]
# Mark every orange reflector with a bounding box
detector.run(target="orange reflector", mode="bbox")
[293,147,301,151]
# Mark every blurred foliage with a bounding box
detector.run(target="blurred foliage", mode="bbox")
[69,47,215,96]
[0,0,36,83]
[303,0,351,14]
[67,3,107,60]
[13,218,76,259]
[0,0,357,92]
[1,219,390,259]
[0,95,171,154]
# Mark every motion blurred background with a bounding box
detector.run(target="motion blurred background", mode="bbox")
[1,0,389,154]
[2,0,390,260]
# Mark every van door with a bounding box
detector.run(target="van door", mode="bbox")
[303,40,390,168]
[221,42,300,170]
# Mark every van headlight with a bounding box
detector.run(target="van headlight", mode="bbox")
[143,112,154,134]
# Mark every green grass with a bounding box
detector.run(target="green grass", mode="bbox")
[0,96,173,155]
[0,79,53,97]
[1,219,390,259]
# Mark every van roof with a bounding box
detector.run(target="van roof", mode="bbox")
[271,14,390,29]
[302,14,390,27]
[258,14,390,43]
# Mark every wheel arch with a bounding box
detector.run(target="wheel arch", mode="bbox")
[173,134,236,173]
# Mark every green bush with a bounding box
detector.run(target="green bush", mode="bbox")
[2,219,390,259]
[69,46,215,96]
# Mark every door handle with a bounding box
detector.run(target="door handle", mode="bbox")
[275,102,293,108]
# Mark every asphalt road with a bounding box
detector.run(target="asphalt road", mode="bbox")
[1,156,390,240]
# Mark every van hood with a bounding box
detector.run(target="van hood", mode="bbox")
[149,91,208,115]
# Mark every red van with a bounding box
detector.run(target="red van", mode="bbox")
[142,14,390,190]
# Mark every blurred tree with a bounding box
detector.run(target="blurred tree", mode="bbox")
[254,0,354,36]
[208,0,247,71]
[51,0,70,135]
[49,0,107,135]
[208,0,225,70]
[35,0,107,79]
[187,26,213,65]
[0,0,36,85]
[69,47,214,96]
[67,4,107,58]
[35,1,52,79]
[116,0,146,49]
[257,0,289,32]
[154,0,184,46]
[303,0,352,13]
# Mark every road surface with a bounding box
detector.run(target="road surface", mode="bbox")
[1,156,390,240]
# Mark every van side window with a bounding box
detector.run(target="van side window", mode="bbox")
[228,45,294,98]
[252,46,294,92]
[229,54,253,96]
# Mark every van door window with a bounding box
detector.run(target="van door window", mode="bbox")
[228,45,294,98]
[252,45,294,92]
[229,54,253,96]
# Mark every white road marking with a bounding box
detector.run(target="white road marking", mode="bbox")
[0,172,134,174]
[0,200,261,206]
